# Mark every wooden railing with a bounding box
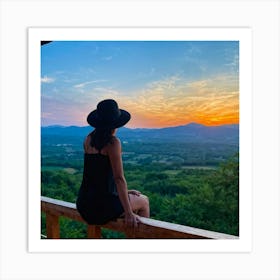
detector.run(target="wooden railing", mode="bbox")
[41,196,238,239]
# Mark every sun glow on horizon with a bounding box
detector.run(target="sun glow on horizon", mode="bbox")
[117,74,239,128]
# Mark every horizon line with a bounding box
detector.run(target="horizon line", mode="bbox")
[41,122,240,129]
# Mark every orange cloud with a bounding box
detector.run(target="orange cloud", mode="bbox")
[118,75,239,128]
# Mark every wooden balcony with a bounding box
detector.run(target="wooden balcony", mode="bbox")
[41,196,238,239]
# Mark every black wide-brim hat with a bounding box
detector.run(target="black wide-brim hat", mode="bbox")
[87,99,131,129]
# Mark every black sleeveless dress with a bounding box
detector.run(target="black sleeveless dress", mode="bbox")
[76,153,124,225]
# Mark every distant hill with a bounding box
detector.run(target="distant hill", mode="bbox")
[41,123,239,144]
[42,125,92,137]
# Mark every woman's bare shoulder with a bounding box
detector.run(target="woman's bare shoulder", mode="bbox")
[107,136,121,153]
[111,135,121,144]
[109,136,121,147]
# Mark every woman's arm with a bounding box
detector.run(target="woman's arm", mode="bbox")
[107,137,139,228]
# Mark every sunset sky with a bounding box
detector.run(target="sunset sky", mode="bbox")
[41,41,239,128]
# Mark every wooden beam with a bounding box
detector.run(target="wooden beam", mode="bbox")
[41,196,238,239]
[104,217,237,239]
[134,217,236,239]
[41,196,84,222]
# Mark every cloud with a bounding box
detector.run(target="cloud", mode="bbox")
[41,76,55,83]
[42,74,239,128]
[118,74,239,128]
[74,79,107,89]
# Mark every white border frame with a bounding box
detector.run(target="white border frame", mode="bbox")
[28,27,252,253]
[1,0,280,279]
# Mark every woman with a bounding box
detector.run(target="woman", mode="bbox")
[76,99,150,229]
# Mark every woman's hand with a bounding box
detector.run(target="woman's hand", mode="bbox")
[125,211,139,228]
[128,189,141,196]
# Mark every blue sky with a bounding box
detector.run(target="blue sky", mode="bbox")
[41,41,239,128]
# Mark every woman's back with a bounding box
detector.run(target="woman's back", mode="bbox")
[82,153,118,196]
[76,135,123,225]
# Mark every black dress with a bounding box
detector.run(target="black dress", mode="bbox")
[76,153,124,225]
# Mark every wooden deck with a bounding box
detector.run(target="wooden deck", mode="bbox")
[41,196,238,239]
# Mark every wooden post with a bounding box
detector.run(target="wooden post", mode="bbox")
[87,225,102,238]
[46,212,60,239]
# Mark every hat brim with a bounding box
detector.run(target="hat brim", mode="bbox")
[87,109,131,129]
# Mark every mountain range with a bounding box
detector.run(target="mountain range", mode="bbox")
[41,123,239,144]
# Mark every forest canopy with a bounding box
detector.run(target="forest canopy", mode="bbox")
[41,132,239,238]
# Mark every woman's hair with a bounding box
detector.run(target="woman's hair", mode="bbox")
[89,128,114,151]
